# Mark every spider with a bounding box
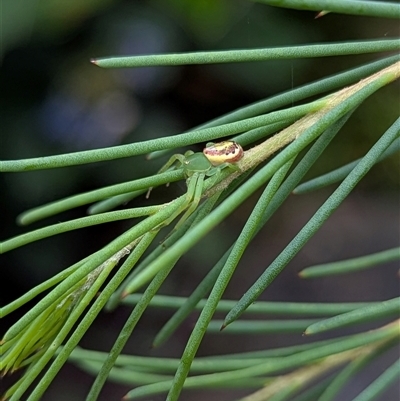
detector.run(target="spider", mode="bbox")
[150,141,244,228]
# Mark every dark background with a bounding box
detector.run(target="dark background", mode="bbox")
[1,1,399,400]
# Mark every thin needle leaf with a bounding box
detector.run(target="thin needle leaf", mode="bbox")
[304,298,400,335]
[254,0,400,19]
[224,116,400,327]
[293,138,400,194]
[351,359,400,401]
[92,40,400,68]
[299,247,400,277]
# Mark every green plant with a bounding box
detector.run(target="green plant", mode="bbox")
[1,1,399,400]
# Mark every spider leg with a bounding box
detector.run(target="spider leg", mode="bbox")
[204,167,221,188]
[217,162,241,172]
[203,161,241,190]
[159,173,199,229]
[175,173,205,229]
[146,154,186,199]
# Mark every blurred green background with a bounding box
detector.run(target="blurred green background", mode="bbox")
[1,1,399,400]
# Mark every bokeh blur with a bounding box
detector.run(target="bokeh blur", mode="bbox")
[1,1,399,400]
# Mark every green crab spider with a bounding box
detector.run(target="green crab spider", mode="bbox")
[150,141,244,228]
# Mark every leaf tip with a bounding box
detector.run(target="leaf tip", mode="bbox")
[16,213,28,226]
[303,328,312,336]
[315,11,329,19]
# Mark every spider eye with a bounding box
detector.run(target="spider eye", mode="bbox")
[203,141,244,166]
